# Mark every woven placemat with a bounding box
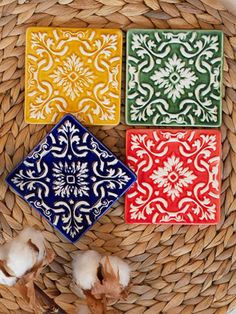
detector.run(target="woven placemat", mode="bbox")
[0,0,236,313]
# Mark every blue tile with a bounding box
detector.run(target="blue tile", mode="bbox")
[6,115,136,243]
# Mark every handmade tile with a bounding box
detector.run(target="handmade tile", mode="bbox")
[6,115,136,243]
[125,129,221,224]
[126,29,223,127]
[25,27,122,125]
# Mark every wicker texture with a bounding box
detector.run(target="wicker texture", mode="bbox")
[0,0,236,313]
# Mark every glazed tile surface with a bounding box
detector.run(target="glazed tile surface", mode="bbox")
[25,27,122,125]
[126,29,223,127]
[6,115,136,243]
[125,129,221,224]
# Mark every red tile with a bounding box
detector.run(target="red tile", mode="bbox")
[125,129,221,224]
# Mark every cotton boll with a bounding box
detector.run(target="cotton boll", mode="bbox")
[73,252,131,313]
[18,227,45,263]
[101,255,130,288]
[4,239,38,278]
[0,226,54,313]
[0,246,16,285]
[0,227,46,280]
[73,250,102,290]
[3,227,46,278]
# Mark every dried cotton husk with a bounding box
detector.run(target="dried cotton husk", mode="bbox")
[72,250,131,314]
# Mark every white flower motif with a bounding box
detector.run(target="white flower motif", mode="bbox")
[52,161,89,197]
[151,54,197,102]
[150,155,196,201]
[50,53,94,101]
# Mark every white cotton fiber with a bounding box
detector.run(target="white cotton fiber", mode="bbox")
[18,227,45,263]
[0,270,17,286]
[4,227,46,278]
[72,250,102,290]
[4,239,38,278]
[0,227,47,285]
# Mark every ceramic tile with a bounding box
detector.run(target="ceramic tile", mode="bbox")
[25,27,122,125]
[126,29,223,127]
[125,129,221,224]
[6,115,136,243]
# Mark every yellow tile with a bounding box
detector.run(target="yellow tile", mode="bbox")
[25,27,122,125]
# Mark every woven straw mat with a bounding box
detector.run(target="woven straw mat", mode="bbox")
[0,0,236,313]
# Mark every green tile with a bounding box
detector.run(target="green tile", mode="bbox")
[126,29,223,127]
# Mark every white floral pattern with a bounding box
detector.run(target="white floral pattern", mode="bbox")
[50,53,93,101]
[126,130,221,224]
[150,155,197,201]
[6,116,135,242]
[127,30,223,126]
[150,54,197,102]
[52,161,89,197]
[26,28,122,125]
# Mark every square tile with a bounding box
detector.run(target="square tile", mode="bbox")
[25,27,122,125]
[6,115,136,243]
[126,29,223,127]
[125,129,221,224]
